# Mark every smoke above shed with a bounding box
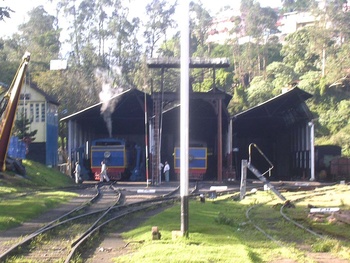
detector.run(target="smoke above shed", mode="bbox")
[96,68,123,137]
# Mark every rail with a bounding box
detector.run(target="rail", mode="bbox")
[244,186,348,248]
[0,184,100,261]
[0,183,182,262]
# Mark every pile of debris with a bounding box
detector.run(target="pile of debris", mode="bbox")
[308,206,350,224]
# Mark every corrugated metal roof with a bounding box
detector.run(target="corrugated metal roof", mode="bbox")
[233,87,313,136]
[60,88,149,122]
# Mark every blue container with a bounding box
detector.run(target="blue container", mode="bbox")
[7,136,26,159]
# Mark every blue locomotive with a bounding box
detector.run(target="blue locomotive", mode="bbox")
[174,146,207,180]
[73,138,145,181]
[91,138,127,181]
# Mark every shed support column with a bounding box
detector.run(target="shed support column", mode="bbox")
[152,97,161,185]
[67,120,73,175]
[227,118,233,174]
[217,98,222,182]
[309,121,315,181]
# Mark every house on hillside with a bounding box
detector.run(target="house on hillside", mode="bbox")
[206,4,331,45]
[17,83,59,167]
[277,11,316,38]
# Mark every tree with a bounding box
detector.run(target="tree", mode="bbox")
[242,2,279,39]
[13,111,37,142]
[237,0,279,84]
[53,0,143,110]
[47,0,107,115]
[326,100,350,134]
[0,5,13,21]
[281,0,316,12]
[281,28,319,75]
[297,71,322,96]
[311,0,350,45]
[108,1,142,87]
[13,4,98,116]
[158,34,180,57]
[190,1,212,57]
[0,38,19,84]
[18,6,61,73]
[323,42,350,90]
[265,61,297,92]
[143,0,177,58]
[328,125,350,156]
[228,84,248,115]
[246,76,274,107]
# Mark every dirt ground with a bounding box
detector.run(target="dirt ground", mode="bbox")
[83,206,168,263]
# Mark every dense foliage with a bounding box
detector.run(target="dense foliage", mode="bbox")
[1,0,350,155]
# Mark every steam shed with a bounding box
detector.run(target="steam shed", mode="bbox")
[147,57,232,182]
[61,58,315,182]
[232,88,314,181]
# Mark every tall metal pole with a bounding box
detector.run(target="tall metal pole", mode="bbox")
[309,121,315,181]
[144,90,149,187]
[159,68,165,185]
[180,0,189,237]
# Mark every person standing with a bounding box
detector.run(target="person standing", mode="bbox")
[163,161,170,182]
[159,162,164,184]
[74,161,81,184]
[100,160,110,182]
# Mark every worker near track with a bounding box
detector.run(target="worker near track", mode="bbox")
[100,160,110,182]
[163,161,170,182]
[74,161,81,184]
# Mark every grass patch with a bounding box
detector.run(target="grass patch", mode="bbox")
[283,185,350,240]
[114,187,350,263]
[0,160,77,231]
[312,239,338,252]
[16,159,73,187]
[0,191,77,231]
[115,196,303,263]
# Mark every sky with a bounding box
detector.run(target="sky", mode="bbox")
[1,0,282,38]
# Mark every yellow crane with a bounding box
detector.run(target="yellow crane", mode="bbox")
[0,52,30,171]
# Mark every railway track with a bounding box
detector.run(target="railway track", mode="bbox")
[245,184,350,260]
[0,182,181,263]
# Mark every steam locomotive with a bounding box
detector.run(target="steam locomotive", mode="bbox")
[91,138,127,181]
[173,142,208,180]
[75,138,145,181]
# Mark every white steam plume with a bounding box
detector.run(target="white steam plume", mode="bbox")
[97,68,123,137]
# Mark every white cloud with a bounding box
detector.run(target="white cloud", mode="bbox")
[1,0,54,37]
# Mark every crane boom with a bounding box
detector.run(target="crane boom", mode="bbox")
[0,52,31,171]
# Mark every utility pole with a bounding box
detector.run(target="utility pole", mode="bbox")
[180,0,189,237]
